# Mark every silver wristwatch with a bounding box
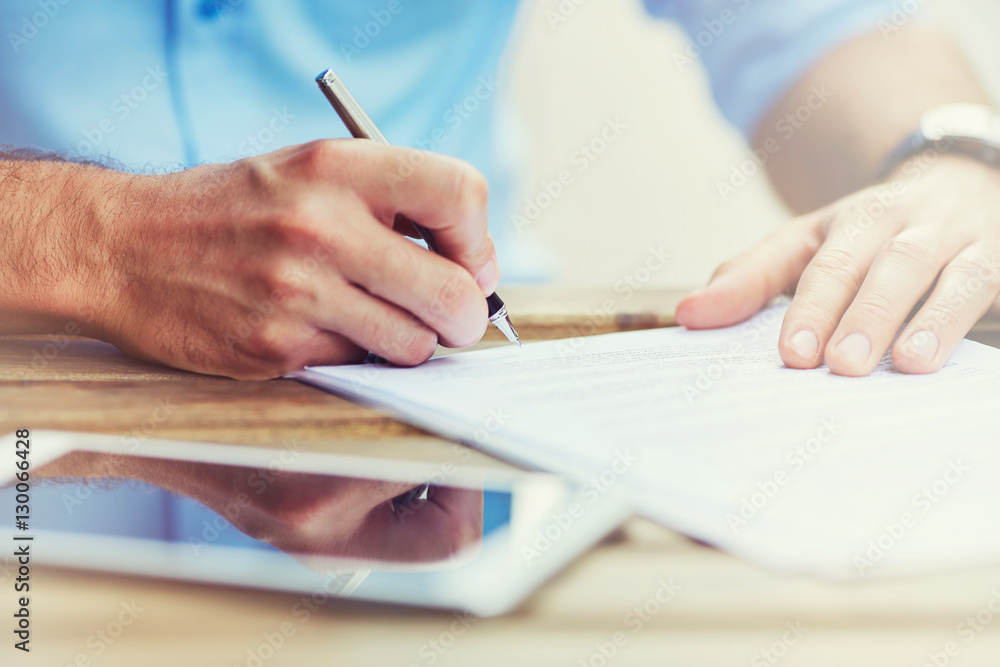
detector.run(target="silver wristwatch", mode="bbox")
[876,104,1000,181]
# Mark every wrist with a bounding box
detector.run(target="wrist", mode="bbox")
[884,151,1000,187]
[0,160,133,337]
[876,104,1000,184]
[59,165,140,341]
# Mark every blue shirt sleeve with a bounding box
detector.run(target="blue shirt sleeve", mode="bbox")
[644,0,898,136]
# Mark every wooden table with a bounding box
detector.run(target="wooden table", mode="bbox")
[4,287,1000,667]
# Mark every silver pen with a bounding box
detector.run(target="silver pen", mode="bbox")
[316,68,520,347]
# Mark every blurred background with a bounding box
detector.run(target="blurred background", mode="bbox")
[504,0,1000,290]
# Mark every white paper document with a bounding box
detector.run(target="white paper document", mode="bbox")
[294,304,1000,578]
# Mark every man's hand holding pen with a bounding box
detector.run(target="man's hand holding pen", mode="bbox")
[75,139,500,379]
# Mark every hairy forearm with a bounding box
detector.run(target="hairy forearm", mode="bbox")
[0,154,125,336]
[756,26,992,213]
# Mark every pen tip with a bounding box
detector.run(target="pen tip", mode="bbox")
[490,311,521,348]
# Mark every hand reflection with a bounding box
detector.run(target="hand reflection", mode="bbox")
[210,470,484,564]
[36,452,484,565]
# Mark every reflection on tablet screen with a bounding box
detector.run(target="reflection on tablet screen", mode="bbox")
[17,453,509,571]
[0,442,629,616]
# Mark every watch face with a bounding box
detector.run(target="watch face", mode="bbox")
[921,104,1000,144]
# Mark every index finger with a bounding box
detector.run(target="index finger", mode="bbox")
[676,211,826,330]
[362,486,484,563]
[345,142,499,295]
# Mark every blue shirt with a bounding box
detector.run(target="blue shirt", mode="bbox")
[1,0,895,278]
[3,0,897,543]
[643,0,898,134]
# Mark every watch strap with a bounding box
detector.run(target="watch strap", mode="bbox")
[875,105,1000,182]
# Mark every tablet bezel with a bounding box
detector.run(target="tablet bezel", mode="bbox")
[1,430,631,617]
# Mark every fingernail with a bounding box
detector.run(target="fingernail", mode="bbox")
[475,257,500,295]
[788,329,818,360]
[835,333,871,366]
[903,330,939,360]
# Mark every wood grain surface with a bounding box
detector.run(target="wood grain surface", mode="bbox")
[4,286,1000,667]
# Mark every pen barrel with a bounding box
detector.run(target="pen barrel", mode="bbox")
[316,69,388,143]
[318,67,517,341]
[402,216,439,254]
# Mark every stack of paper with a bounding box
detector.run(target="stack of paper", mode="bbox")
[295,305,1000,578]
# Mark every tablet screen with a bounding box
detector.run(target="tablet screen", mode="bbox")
[1,439,630,616]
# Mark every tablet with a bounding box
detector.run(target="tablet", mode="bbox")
[0,430,630,617]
